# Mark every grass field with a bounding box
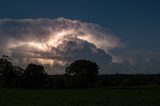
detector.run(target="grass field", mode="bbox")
[0,87,160,106]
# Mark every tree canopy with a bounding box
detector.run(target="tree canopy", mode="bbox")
[23,63,48,88]
[0,55,15,87]
[65,59,99,88]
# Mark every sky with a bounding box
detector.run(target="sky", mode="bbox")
[0,0,160,74]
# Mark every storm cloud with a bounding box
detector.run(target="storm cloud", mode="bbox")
[0,17,120,74]
[0,18,159,74]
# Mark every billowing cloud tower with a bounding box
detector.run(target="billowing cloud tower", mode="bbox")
[0,18,122,74]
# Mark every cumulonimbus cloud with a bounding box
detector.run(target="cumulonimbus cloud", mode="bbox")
[0,17,122,74]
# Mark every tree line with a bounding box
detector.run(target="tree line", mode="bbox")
[1,55,160,88]
[0,55,99,88]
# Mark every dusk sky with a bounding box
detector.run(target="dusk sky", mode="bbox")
[0,0,160,74]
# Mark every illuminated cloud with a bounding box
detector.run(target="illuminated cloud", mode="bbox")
[0,17,121,74]
[0,18,159,74]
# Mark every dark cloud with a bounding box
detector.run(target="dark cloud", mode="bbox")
[108,48,160,74]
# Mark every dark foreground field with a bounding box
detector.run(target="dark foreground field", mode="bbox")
[0,87,160,106]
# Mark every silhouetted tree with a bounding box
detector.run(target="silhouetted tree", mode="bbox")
[0,55,16,87]
[23,63,48,88]
[0,55,24,87]
[65,59,99,88]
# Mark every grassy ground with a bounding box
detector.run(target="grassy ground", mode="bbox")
[0,87,160,106]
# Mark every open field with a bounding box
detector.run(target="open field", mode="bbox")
[0,87,160,106]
